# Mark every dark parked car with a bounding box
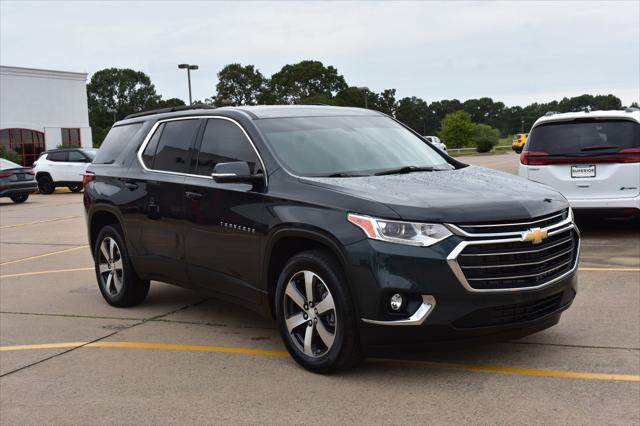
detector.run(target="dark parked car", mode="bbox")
[0,158,38,203]
[84,105,579,373]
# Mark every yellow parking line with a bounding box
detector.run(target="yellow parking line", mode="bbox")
[0,245,88,266]
[0,215,80,229]
[0,267,93,279]
[0,341,638,382]
[579,267,640,272]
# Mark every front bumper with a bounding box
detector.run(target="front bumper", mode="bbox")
[0,181,38,197]
[344,232,578,348]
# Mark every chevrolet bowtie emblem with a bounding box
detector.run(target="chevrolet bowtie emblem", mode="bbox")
[522,227,548,245]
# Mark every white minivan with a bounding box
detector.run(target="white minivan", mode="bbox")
[519,109,640,214]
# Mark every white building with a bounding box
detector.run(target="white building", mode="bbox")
[0,65,92,166]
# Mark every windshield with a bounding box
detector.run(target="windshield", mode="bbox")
[256,116,452,177]
[80,148,98,160]
[527,120,639,155]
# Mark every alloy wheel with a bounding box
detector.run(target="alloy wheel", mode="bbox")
[98,237,124,296]
[283,270,337,358]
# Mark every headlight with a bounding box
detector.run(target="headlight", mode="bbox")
[347,213,452,247]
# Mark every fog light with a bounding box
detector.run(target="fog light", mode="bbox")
[389,293,404,311]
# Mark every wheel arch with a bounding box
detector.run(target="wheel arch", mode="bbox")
[263,227,353,318]
[88,206,125,255]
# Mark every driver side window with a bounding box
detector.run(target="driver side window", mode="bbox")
[194,119,260,176]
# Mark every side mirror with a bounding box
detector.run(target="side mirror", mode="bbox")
[211,161,264,185]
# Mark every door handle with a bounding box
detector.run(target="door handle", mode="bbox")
[124,182,138,190]
[185,191,203,200]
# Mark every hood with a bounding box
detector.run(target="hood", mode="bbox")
[300,166,568,223]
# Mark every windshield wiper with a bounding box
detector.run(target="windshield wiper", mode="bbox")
[373,166,436,176]
[581,145,619,152]
[322,171,368,178]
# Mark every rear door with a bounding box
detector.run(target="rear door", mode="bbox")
[66,150,91,183]
[182,117,266,304]
[127,118,203,284]
[45,151,70,181]
[523,119,640,199]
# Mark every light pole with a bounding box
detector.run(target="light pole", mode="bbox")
[357,86,370,109]
[178,63,199,105]
[106,107,117,124]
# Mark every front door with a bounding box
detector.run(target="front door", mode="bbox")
[183,117,266,304]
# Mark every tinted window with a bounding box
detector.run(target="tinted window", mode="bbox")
[141,123,165,168]
[68,151,88,162]
[153,119,200,173]
[527,120,639,155]
[93,123,144,165]
[195,119,259,176]
[256,116,451,177]
[48,152,67,162]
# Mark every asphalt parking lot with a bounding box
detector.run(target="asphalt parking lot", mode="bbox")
[1,152,639,425]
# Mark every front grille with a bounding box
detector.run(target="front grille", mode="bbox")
[454,292,564,328]
[449,209,579,291]
[457,228,578,290]
[456,209,569,234]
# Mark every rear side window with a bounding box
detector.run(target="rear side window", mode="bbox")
[151,119,201,173]
[93,123,144,165]
[47,152,67,162]
[141,123,165,168]
[527,120,639,155]
[194,119,260,176]
[68,151,88,162]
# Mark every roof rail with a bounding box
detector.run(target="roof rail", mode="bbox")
[124,105,216,120]
[544,111,559,117]
[625,107,640,113]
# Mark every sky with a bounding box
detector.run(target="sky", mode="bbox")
[1,0,639,107]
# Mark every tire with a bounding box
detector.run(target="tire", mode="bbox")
[94,224,150,307]
[37,174,55,194]
[10,193,29,203]
[68,184,82,193]
[275,249,363,373]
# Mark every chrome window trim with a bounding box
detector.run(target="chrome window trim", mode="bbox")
[135,115,268,187]
[446,209,573,238]
[447,224,580,293]
[361,295,436,326]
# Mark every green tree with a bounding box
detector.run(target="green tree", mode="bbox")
[267,60,347,104]
[213,64,267,106]
[374,89,397,116]
[438,110,475,148]
[395,97,428,134]
[0,145,21,164]
[87,68,162,146]
[157,98,186,108]
[472,123,500,153]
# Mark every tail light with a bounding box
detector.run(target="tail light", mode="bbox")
[82,172,95,189]
[0,172,11,178]
[521,149,640,165]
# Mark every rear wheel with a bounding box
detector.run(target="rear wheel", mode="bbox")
[68,184,82,193]
[37,175,55,194]
[94,224,149,307]
[10,193,29,203]
[275,250,363,373]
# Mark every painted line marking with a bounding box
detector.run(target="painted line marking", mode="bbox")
[0,215,80,230]
[0,245,88,266]
[579,267,640,272]
[0,341,638,382]
[0,267,93,279]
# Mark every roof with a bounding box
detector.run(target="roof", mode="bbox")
[122,104,382,123]
[533,109,640,128]
[0,65,87,82]
[228,105,381,119]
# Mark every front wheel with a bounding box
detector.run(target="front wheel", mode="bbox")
[94,224,150,307]
[10,193,29,203]
[275,250,363,373]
